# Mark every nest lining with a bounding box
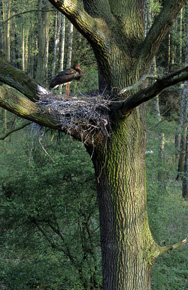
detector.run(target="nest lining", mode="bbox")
[38,95,111,142]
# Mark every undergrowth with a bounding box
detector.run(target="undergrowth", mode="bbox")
[146,105,188,290]
[0,105,188,289]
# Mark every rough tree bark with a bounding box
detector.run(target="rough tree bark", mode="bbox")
[1,1,188,289]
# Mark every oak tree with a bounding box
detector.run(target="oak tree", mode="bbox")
[1,0,188,289]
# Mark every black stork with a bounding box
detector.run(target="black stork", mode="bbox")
[49,64,84,98]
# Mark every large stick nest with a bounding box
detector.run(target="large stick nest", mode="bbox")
[38,95,111,144]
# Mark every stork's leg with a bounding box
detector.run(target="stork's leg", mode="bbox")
[66,83,70,99]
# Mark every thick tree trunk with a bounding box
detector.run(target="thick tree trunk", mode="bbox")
[88,46,160,286]
[88,107,159,290]
[83,3,161,282]
[60,0,178,287]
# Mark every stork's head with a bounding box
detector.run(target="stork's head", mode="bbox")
[74,64,84,74]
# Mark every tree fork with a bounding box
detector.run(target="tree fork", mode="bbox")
[1,1,188,289]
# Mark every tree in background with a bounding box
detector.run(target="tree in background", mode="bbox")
[1,1,188,290]
[35,0,51,84]
[182,5,188,199]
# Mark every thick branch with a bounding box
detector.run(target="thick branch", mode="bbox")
[0,87,110,144]
[138,0,187,67]
[0,87,60,129]
[0,51,49,101]
[83,0,112,21]
[121,66,188,116]
[48,0,107,48]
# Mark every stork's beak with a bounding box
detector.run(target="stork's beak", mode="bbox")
[77,65,85,74]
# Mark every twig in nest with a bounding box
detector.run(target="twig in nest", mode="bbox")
[37,95,111,144]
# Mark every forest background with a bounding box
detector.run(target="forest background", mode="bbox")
[0,0,188,289]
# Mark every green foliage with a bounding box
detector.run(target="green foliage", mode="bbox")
[151,193,188,290]
[0,125,101,289]
[1,106,188,290]
[0,255,67,290]
[146,107,188,290]
[72,65,98,94]
[149,0,162,14]
[1,1,188,288]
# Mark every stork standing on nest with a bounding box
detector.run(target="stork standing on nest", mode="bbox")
[49,64,84,99]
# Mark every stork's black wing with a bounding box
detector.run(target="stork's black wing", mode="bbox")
[49,68,78,89]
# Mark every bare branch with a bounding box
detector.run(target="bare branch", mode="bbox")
[121,66,188,116]
[33,220,57,249]
[0,121,31,140]
[160,237,188,254]
[48,0,107,48]
[119,74,158,95]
